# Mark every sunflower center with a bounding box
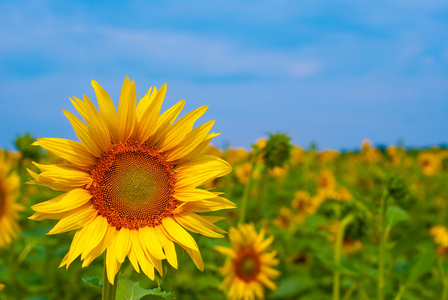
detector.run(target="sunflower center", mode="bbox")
[89,142,178,230]
[235,248,261,282]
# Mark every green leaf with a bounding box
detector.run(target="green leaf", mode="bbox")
[116,274,175,300]
[82,276,103,295]
[270,274,315,298]
[386,206,408,229]
[404,243,435,286]
[315,254,361,277]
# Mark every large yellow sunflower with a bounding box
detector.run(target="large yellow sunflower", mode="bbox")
[28,77,234,284]
[0,150,24,249]
[215,224,280,300]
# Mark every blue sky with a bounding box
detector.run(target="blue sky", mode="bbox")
[1,0,447,151]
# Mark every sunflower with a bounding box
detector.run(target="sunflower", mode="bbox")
[215,224,280,300]
[28,77,234,284]
[0,150,24,249]
[430,225,448,258]
[291,191,319,222]
[418,151,442,175]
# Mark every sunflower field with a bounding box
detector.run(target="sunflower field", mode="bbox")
[1,80,448,300]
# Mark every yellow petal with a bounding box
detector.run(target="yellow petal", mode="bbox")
[63,110,103,157]
[175,155,232,189]
[180,244,204,271]
[27,164,91,192]
[32,188,92,213]
[165,120,215,162]
[154,225,178,269]
[139,227,166,260]
[47,204,97,235]
[131,231,155,280]
[91,80,118,143]
[83,95,112,154]
[136,84,166,142]
[33,138,97,171]
[162,217,198,251]
[148,100,185,145]
[82,225,116,268]
[80,216,108,260]
[106,246,121,285]
[136,86,155,121]
[157,106,208,152]
[174,211,224,238]
[114,228,131,263]
[117,77,136,142]
[214,246,236,259]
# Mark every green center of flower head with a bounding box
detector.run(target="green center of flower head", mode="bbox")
[89,142,178,230]
[235,248,261,282]
[118,166,157,204]
[242,255,257,275]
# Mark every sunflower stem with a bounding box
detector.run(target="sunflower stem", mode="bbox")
[333,214,355,300]
[378,191,390,300]
[239,155,257,224]
[102,262,118,300]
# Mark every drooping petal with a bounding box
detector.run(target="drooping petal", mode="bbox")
[47,204,97,235]
[154,225,178,269]
[114,228,131,263]
[174,211,224,238]
[106,245,122,285]
[139,227,166,260]
[162,217,198,251]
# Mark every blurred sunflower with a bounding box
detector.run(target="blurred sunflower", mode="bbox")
[274,206,297,231]
[215,224,280,300]
[28,77,234,284]
[317,169,336,195]
[268,166,288,179]
[0,283,4,291]
[319,149,340,163]
[290,146,305,165]
[0,150,24,249]
[418,151,442,175]
[291,191,319,222]
[430,225,448,258]
[360,139,381,163]
[235,162,260,185]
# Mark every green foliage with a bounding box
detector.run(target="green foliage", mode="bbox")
[15,134,42,161]
[116,274,175,300]
[2,135,448,299]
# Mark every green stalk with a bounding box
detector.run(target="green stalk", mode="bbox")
[238,156,257,224]
[342,283,357,300]
[378,192,390,300]
[333,214,355,300]
[102,260,118,300]
[394,285,406,300]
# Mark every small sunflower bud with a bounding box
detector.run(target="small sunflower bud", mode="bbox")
[263,133,292,169]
